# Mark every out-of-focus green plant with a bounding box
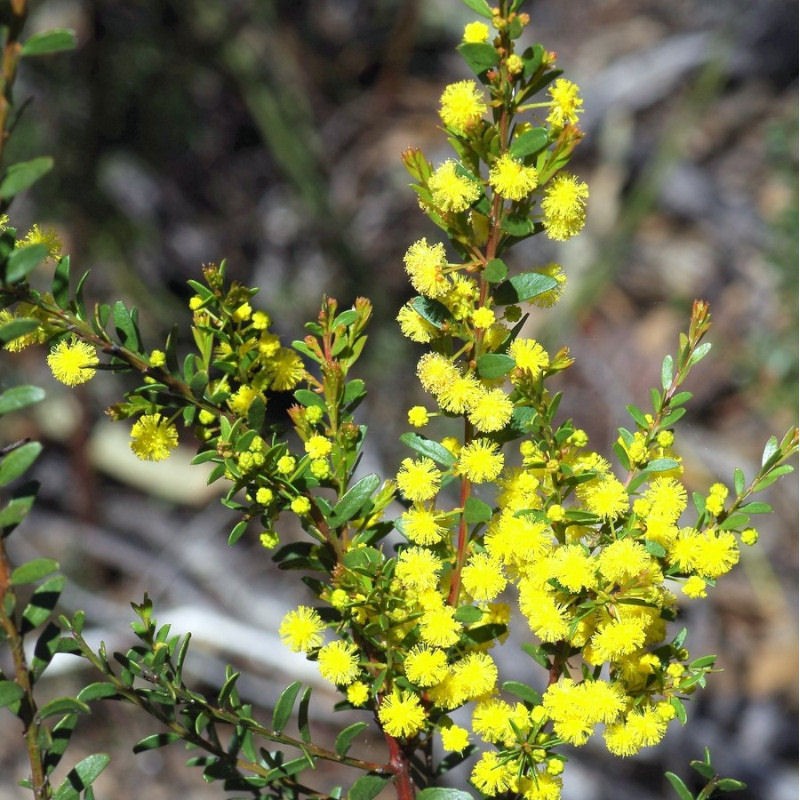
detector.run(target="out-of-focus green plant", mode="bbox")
[1,1,796,799]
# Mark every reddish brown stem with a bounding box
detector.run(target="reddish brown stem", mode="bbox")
[384,732,416,800]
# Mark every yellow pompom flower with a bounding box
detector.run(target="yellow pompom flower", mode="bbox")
[438,373,482,414]
[439,80,487,135]
[19,223,62,259]
[148,349,166,367]
[407,405,430,428]
[304,434,332,459]
[547,78,583,128]
[419,604,461,647]
[396,457,441,502]
[129,413,179,461]
[395,546,443,591]
[588,617,647,663]
[692,530,739,579]
[256,487,274,506]
[471,306,495,329]
[404,645,448,687]
[583,475,629,520]
[509,338,549,375]
[468,387,513,433]
[46,338,98,386]
[518,584,570,642]
[290,496,312,515]
[596,538,653,585]
[417,352,459,395]
[461,552,507,602]
[463,21,490,43]
[471,751,515,795]
[428,159,481,213]
[440,724,470,752]
[472,697,514,743]
[397,304,436,343]
[269,347,306,391]
[682,575,708,598]
[277,454,296,474]
[403,238,450,299]
[317,640,360,686]
[346,681,370,707]
[604,705,669,756]
[401,507,447,546]
[378,690,427,738]
[549,544,596,592]
[449,651,498,703]
[531,262,567,308]
[227,384,264,416]
[457,439,504,483]
[279,606,325,653]
[489,153,538,201]
[541,173,589,241]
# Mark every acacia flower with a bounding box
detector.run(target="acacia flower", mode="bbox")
[439,80,487,135]
[404,644,448,687]
[269,347,306,390]
[396,456,441,502]
[461,552,507,601]
[317,640,360,685]
[440,724,470,752]
[129,413,179,461]
[468,387,513,433]
[463,21,489,43]
[547,78,583,128]
[46,337,98,386]
[541,173,589,241]
[397,304,436,343]
[509,337,549,375]
[304,434,332,459]
[378,690,427,738]
[395,546,443,591]
[346,681,370,707]
[403,238,450,299]
[489,152,538,201]
[583,475,629,520]
[407,405,430,427]
[401,507,447,545]
[471,751,515,795]
[457,439,504,483]
[279,606,325,653]
[428,159,482,213]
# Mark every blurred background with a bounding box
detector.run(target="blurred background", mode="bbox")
[0,1,797,798]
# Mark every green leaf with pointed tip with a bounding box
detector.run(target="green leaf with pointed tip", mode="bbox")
[509,127,548,159]
[133,733,182,753]
[463,496,492,524]
[418,790,476,800]
[664,772,693,800]
[77,682,119,702]
[457,42,500,75]
[410,296,452,329]
[502,680,541,706]
[11,558,59,585]
[6,243,48,283]
[494,271,557,304]
[454,605,483,624]
[294,389,325,409]
[21,575,65,633]
[21,28,77,56]
[476,353,515,379]
[752,464,794,493]
[483,258,508,284]
[272,681,302,734]
[0,441,42,486]
[717,778,747,792]
[36,696,90,722]
[330,473,381,526]
[0,157,54,199]
[0,680,24,708]
[335,722,369,757]
[400,432,457,467]
[0,385,46,415]
[0,482,38,539]
[459,0,492,18]
[112,300,140,350]
[53,753,110,800]
[0,318,40,345]
[347,775,391,800]
[661,354,674,391]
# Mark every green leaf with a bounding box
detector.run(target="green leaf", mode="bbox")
[400,432,457,467]
[456,42,500,75]
[417,790,476,800]
[133,732,182,753]
[0,156,53,199]
[272,681,302,734]
[661,354,674,391]
[0,485,38,538]
[476,353,515,379]
[0,680,24,708]
[227,519,248,546]
[21,28,77,56]
[298,686,313,743]
[0,385,46,415]
[459,0,493,18]
[733,467,746,496]
[454,605,483,624]
[689,759,716,780]
[6,243,48,283]
[36,696,90,722]
[52,255,71,309]
[643,458,681,474]
[294,389,325,409]
[22,575,65,632]
[626,403,649,428]
[687,341,712,367]
[463,496,492,524]
[499,214,537,238]
[761,436,779,467]
[335,722,369,758]
[347,774,391,800]
[494,271,557,304]
[0,318,40,345]
[0,441,42,486]
[716,778,747,791]
[752,464,794,493]
[501,680,541,706]
[483,258,508,284]
[112,300,140,350]
[330,473,381,525]
[11,557,59,585]
[410,295,452,329]
[664,772,693,800]
[509,127,548,159]
[736,501,772,515]
[53,753,110,800]
[77,682,119,702]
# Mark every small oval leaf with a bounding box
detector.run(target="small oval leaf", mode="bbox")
[0,157,54,199]
[11,557,59,586]
[335,722,369,758]
[272,681,302,734]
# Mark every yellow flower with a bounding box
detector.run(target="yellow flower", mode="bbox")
[449,651,498,703]
[290,496,312,515]
[457,439,504,483]
[596,538,653,585]
[227,384,264,416]
[547,78,583,128]
[46,338,98,386]
[461,552,507,602]
[471,306,495,329]
[395,546,443,592]
[417,352,459,395]
[604,706,669,756]
[346,681,370,707]
[148,349,166,367]
[276,454,296,474]
[472,697,513,743]
[129,413,179,461]
[428,159,481,213]
[317,640,360,685]
[440,724,470,752]
[468,387,513,433]
[438,372,481,414]
[439,80,487,135]
[583,475,629,520]
[269,347,306,390]
[463,21,490,43]
[401,507,447,546]
[19,223,62,259]
[403,238,450,299]
[279,606,325,653]
[588,617,647,663]
[682,575,707,598]
[509,338,549,375]
[397,304,436,343]
[489,152,538,200]
[419,604,461,647]
[531,263,567,308]
[407,405,430,427]
[404,645,448,687]
[541,173,589,241]
[471,750,515,795]
[396,457,441,502]
[378,690,427,738]
[304,434,332,459]
[549,544,596,592]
